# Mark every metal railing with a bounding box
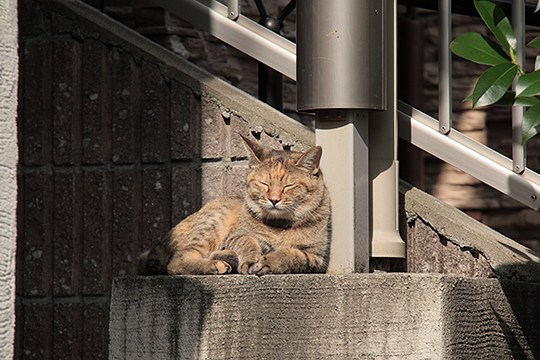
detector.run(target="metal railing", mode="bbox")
[154,0,540,211]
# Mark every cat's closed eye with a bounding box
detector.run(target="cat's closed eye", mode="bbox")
[256,181,269,190]
[283,183,296,191]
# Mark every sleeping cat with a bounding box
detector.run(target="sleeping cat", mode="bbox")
[138,136,331,276]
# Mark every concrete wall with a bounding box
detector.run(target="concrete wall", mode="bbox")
[0,0,18,359]
[110,274,540,359]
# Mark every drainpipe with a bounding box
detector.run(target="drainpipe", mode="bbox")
[297,0,405,273]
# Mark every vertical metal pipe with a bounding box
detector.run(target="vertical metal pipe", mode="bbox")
[297,0,387,273]
[370,0,406,259]
[438,0,452,134]
[513,0,526,173]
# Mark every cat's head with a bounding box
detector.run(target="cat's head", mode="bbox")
[241,135,327,226]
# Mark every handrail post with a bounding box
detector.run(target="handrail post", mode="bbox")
[297,0,405,273]
[512,0,526,173]
[439,0,452,134]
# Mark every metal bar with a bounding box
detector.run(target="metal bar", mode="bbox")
[398,101,540,210]
[438,0,451,134]
[278,0,297,23]
[153,0,296,80]
[512,0,526,174]
[227,0,239,20]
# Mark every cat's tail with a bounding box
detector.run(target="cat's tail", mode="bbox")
[137,243,171,275]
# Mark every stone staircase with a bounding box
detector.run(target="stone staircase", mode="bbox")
[19,0,540,359]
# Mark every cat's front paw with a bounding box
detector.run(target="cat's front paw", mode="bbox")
[211,260,233,275]
[249,261,272,276]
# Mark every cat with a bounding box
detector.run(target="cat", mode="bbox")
[138,136,331,276]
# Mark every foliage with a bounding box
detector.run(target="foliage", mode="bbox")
[450,0,540,143]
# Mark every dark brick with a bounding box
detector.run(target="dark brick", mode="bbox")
[141,168,171,251]
[20,0,51,36]
[140,62,170,163]
[82,303,109,360]
[82,170,112,295]
[200,97,226,159]
[112,170,142,276]
[200,164,225,204]
[21,39,53,166]
[407,219,492,278]
[225,164,249,198]
[51,10,74,34]
[82,39,112,164]
[171,166,200,225]
[229,114,251,159]
[22,303,53,360]
[52,38,82,165]
[53,171,82,296]
[14,302,23,360]
[112,48,140,164]
[21,172,53,297]
[170,81,201,160]
[53,303,82,359]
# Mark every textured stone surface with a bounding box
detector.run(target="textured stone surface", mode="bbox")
[110,274,540,360]
[0,1,18,358]
[401,182,540,283]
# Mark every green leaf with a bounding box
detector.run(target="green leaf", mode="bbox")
[515,95,540,107]
[450,32,510,65]
[492,91,516,106]
[474,0,516,54]
[536,0,540,13]
[522,104,540,143]
[471,62,518,108]
[528,35,540,49]
[516,70,540,97]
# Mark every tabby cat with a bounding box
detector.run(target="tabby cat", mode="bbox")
[138,136,331,276]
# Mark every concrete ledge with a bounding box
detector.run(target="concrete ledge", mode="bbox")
[110,274,540,359]
[401,182,540,282]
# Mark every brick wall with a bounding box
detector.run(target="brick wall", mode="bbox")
[17,0,298,358]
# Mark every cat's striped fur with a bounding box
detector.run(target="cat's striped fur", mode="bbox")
[138,136,331,276]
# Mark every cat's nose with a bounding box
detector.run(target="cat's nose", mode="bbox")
[269,198,280,206]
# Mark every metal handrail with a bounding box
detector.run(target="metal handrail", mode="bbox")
[155,0,540,210]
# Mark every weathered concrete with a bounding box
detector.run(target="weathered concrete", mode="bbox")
[110,274,540,359]
[401,182,540,283]
[0,0,18,359]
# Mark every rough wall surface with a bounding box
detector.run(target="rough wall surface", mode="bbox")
[110,274,540,360]
[17,0,310,358]
[0,0,18,359]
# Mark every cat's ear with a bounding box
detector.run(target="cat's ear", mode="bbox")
[296,146,322,175]
[240,135,265,164]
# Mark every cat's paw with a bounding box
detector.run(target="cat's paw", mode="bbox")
[210,250,239,273]
[210,260,232,275]
[248,261,272,276]
[238,261,254,275]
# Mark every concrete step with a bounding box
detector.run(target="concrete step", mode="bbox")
[109,273,540,359]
